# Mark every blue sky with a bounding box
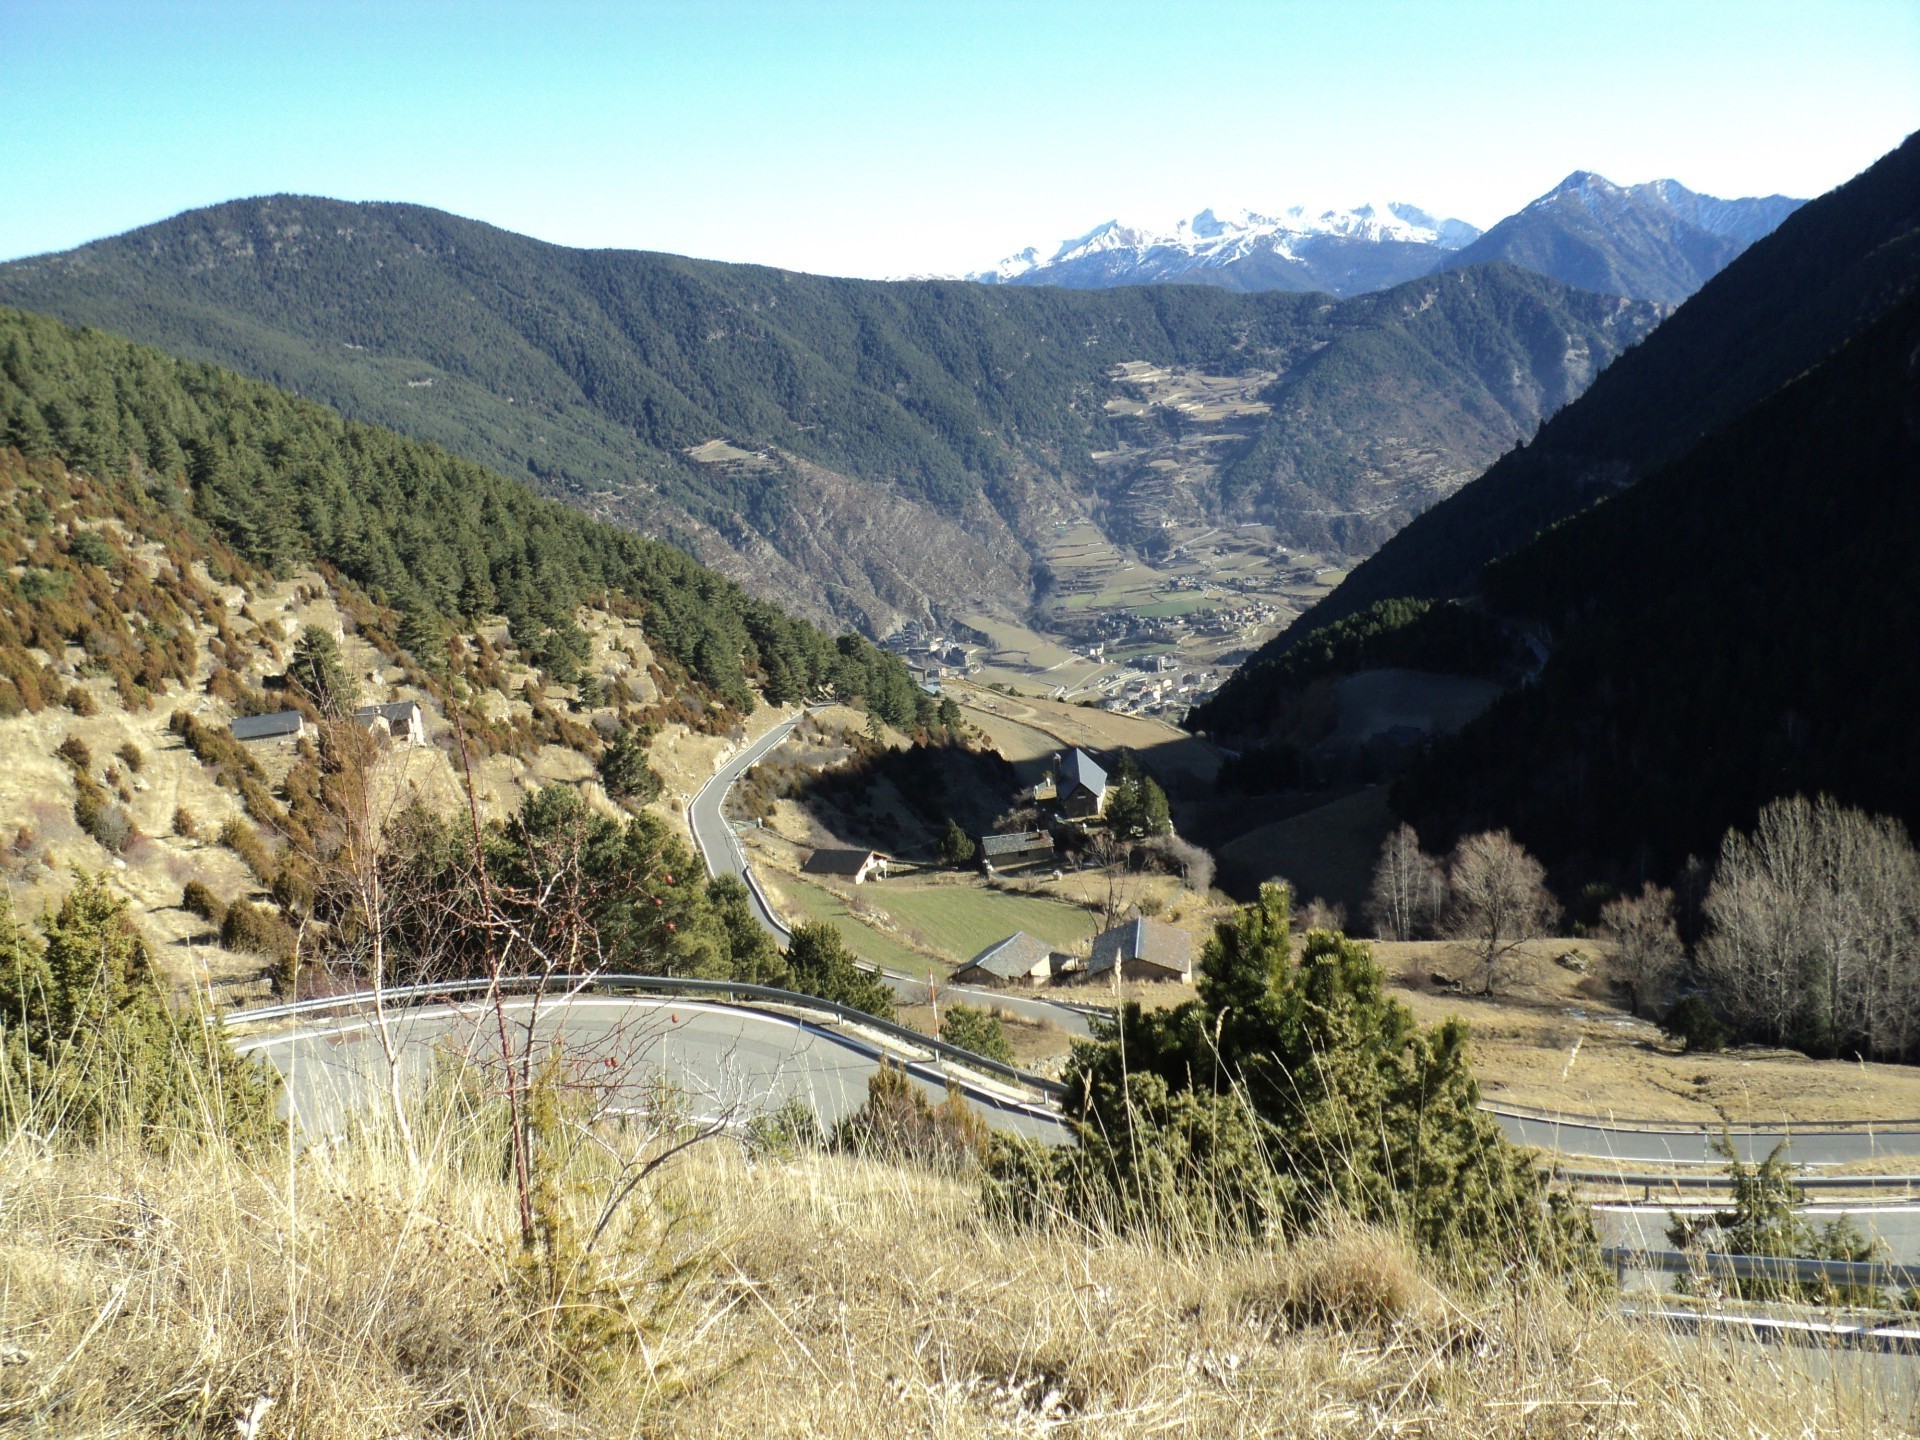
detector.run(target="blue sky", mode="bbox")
[2,0,1914,277]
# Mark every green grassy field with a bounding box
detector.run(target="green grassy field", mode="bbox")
[770,874,941,977]
[861,880,1100,965]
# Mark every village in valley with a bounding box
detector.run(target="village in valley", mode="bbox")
[879,516,1341,720]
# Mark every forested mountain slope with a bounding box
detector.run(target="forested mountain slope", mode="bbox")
[1398,283,1920,877]
[0,307,920,721]
[0,197,1659,631]
[1196,132,1920,740]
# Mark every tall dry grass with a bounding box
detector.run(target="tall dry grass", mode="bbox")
[2,1097,1913,1438]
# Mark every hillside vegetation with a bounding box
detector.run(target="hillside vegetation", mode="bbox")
[0,307,942,1010]
[0,198,1660,629]
[1202,128,1920,711]
[1195,133,1920,882]
[0,307,920,719]
[1396,285,1920,878]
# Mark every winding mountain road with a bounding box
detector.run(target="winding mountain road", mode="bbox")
[1489,1112,1920,1167]
[686,716,1920,1167]
[236,994,1071,1144]
[687,716,1097,1037]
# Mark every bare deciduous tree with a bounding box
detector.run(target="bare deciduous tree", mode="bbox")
[1598,884,1684,1018]
[1445,830,1560,995]
[1365,823,1445,941]
[1700,794,1920,1058]
[1141,832,1214,897]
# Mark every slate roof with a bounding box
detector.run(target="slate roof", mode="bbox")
[1059,748,1108,797]
[958,932,1054,981]
[801,848,884,877]
[230,710,304,741]
[979,830,1054,859]
[1086,917,1193,978]
[355,700,422,726]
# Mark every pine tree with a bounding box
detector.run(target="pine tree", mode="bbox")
[938,818,976,868]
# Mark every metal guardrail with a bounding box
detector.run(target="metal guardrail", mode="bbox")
[1558,1166,1920,1194]
[1487,1098,1920,1135]
[1605,1246,1920,1293]
[222,972,1069,1101]
[1630,1306,1920,1354]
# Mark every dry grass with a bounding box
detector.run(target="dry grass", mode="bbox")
[1377,940,1920,1126]
[2,1114,1913,1437]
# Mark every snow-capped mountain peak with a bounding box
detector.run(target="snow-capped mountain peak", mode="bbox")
[967,200,1483,295]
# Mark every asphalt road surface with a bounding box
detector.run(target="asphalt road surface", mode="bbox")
[686,717,1097,1037]
[1491,1112,1920,1166]
[236,994,1071,1145]
[1597,1201,1920,1263]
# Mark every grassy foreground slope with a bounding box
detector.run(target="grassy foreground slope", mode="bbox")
[3,1128,1896,1436]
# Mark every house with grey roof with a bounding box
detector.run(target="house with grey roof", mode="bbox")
[355,699,427,746]
[952,932,1063,988]
[801,848,890,884]
[1084,916,1193,985]
[1054,748,1108,819]
[978,829,1055,869]
[229,710,306,744]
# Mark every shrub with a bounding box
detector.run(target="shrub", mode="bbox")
[597,724,664,805]
[116,740,144,773]
[1668,1138,1882,1303]
[181,880,227,927]
[171,806,199,840]
[63,684,97,716]
[78,797,133,854]
[783,921,895,1021]
[1662,995,1727,1053]
[67,528,116,568]
[744,1096,824,1159]
[219,816,275,883]
[833,1063,990,1171]
[939,1003,1014,1065]
[0,875,279,1148]
[220,899,297,967]
[938,817,976,868]
[55,734,92,770]
[986,884,1602,1282]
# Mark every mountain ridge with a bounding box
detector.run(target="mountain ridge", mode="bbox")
[969,174,1802,303]
[1194,130,1920,745]
[0,200,1660,634]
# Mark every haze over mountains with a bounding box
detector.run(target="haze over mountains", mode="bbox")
[969,173,1803,303]
[0,203,1659,633]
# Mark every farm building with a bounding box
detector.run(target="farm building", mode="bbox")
[355,699,427,746]
[952,932,1065,988]
[1053,748,1108,819]
[1084,917,1193,985]
[801,848,890,885]
[229,711,305,744]
[978,829,1055,868]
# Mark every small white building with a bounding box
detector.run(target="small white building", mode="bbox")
[801,848,890,885]
[355,700,427,746]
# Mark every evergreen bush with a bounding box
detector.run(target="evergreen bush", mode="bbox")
[986,884,1601,1282]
